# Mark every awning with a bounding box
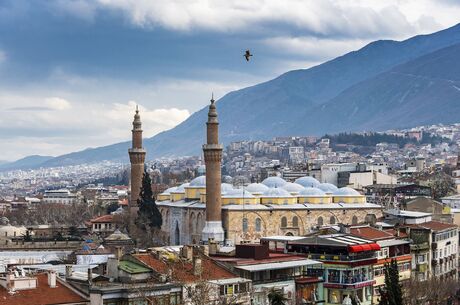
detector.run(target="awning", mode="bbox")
[348,243,380,253]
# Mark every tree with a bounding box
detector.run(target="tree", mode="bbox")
[268,288,288,305]
[378,259,402,305]
[136,171,163,230]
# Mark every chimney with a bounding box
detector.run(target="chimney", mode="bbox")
[65,265,73,278]
[107,257,119,279]
[192,256,202,276]
[48,271,56,288]
[339,223,350,234]
[209,241,220,255]
[87,268,93,284]
[115,246,123,260]
[181,245,193,261]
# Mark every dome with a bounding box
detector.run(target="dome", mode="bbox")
[189,176,206,187]
[299,187,326,196]
[318,183,338,193]
[197,165,206,175]
[246,183,269,193]
[295,176,321,188]
[221,183,234,193]
[222,189,255,198]
[160,186,178,195]
[282,182,304,193]
[222,175,233,184]
[105,229,132,241]
[333,187,360,196]
[262,187,293,198]
[261,177,287,188]
[173,183,190,193]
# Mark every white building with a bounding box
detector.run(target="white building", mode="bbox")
[42,189,78,205]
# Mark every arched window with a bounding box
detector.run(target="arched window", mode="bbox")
[365,214,377,224]
[317,217,323,226]
[189,212,195,234]
[352,215,358,225]
[281,217,287,228]
[330,216,336,225]
[255,218,262,232]
[242,218,248,233]
[292,216,299,227]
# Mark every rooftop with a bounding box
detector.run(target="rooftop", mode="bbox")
[133,253,237,283]
[350,226,395,241]
[0,273,87,305]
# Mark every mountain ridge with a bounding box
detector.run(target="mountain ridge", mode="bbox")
[10,23,460,169]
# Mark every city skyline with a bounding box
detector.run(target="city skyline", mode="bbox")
[1,0,460,160]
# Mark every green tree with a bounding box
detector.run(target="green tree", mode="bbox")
[136,171,162,230]
[268,289,288,305]
[379,259,403,305]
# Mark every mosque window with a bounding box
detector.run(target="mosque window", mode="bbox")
[242,218,248,233]
[255,218,262,232]
[330,216,336,225]
[292,216,299,227]
[352,216,358,225]
[317,217,324,226]
[281,217,287,228]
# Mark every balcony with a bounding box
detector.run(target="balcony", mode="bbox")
[305,252,376,263]
[410,242,429,251]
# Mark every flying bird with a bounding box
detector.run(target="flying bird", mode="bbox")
[244,50,253,61]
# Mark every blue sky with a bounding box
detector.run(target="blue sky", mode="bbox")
[0,0,459,161]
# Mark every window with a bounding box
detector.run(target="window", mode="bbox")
[220,283,247,296]
[292,216,299,227]
[281,217,287,228]
[317,217,323,226]
[255,218,262,232]
[242,218,248,233]
[352,216,358,225]
[330,216,336,225]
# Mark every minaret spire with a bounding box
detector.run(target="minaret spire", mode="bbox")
[128,105,146,212]
[201,94,225,243]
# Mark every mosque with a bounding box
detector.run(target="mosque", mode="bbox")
[151,98,383,246]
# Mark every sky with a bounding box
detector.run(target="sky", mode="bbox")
[0,0,459,161]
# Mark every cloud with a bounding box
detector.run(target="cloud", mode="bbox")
[92,0,460,38]
[0,93,190,160]
[45,97,72,110]
[262,36,371,61]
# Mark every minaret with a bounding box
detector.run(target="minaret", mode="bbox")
[128,106,146,211]
[201,95,225,243]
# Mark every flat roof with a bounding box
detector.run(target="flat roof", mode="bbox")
[234,259,321,272]
[377,239,411,248]
[385,209,432,218]
[261,236,306,242]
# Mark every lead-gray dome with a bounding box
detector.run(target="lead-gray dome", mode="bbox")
[299,187,326,196]
[189,176,206,187]
[173,183,190,193]
[333,187,360,196]
[222,189,255,198]
[246,183,269,193]
[261,177,287,188]
[160,186,178,195]
[282,182,304,193]
[221,183,234,193]
[262,187,293,197]
[318,183,338,193]
[295,176,321,188]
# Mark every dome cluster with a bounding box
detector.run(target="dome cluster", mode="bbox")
[157,175,365,205]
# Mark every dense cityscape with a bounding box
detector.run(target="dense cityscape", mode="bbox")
[1,1,460,305]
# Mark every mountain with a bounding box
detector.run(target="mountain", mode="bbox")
[0,155,54,171]
[19,23,460,168]
[301,42,460,134]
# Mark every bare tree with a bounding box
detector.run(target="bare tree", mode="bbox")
[403,276,459,305]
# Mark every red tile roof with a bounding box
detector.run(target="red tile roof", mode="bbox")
[213,252,307,266]
[406,221,458,232]
[0,273,87,305]
[90,215,114,223]
[350,226,394,241]
[133,253,237,283]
